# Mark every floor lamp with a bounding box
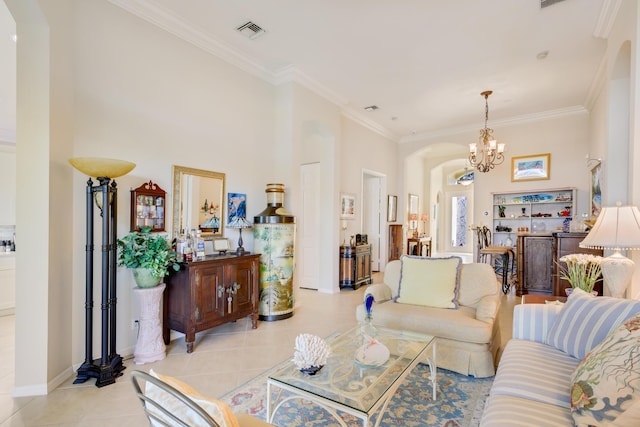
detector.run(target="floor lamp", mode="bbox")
[69,157,135,387]
[580,202,640,298]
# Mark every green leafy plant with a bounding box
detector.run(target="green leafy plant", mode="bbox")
[117,227,180,280]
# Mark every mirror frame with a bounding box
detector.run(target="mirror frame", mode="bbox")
[172,165,226,239]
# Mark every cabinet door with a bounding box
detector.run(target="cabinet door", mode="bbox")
[194,265,225,324]
[524,237,553,293]
[226,260,254,315]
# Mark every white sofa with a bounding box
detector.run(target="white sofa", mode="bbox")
[355,257,501,378]
[480,290,640,426]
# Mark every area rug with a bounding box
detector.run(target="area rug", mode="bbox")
[222,362,493,427]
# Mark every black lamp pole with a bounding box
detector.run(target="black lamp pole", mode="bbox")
[74,177,124,387]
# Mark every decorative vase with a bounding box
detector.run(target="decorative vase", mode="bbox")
[132,268,162,288]
[565,288,598,297]
[253,184,296,321]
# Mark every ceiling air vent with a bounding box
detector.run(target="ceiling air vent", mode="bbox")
[236,21,266,40]
[541,0,566,8]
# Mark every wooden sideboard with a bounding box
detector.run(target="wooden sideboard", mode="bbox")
[339,244,372,290]
[517,232,604,296]
[163,253,260,353]
[517,234,554,296]
[552,232,603,296]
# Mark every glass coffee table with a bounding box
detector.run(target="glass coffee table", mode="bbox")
[266,326,436,427]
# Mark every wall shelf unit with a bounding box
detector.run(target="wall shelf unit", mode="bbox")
[491,187,576,246]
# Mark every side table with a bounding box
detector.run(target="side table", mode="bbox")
[134,283,166,364]
[521,294,567,304]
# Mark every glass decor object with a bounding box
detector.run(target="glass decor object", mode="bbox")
[253,184,296,321]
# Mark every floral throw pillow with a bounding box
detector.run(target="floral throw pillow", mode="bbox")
[570,313,640,426]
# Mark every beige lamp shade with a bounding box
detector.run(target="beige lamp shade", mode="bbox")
[69,157,136,178]
[580,204,640,250]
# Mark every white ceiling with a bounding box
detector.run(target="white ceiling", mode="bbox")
[1,0,612,144]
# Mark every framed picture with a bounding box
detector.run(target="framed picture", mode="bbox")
[590,161,602,219]
[387,195,397,222]
[213,238,230,253]
[340,193,356,219]
[511,153,551,182]
[409,194,419,215]
[227,193,246,221]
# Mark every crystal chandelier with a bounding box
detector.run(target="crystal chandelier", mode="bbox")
[469,90,505,173]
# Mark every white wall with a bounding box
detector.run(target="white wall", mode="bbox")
[10,0,398,393]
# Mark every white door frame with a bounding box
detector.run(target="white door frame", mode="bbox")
[361,169,386,271]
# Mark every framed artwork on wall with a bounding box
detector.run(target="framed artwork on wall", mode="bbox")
[590,160,602,219]
[228,193,246,221]
[387,195,397,222]
[340,193,356,219]
[511,153,550,182]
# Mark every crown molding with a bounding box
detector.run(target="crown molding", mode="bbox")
[594,0,622,39]
[399,105,588,144]
[108,0,398,141]
[107,0,273,82]
[273,65,349,107]
[341,107,398,141]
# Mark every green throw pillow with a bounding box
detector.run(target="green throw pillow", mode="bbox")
[570,313,640,426]
[395,255,461,309]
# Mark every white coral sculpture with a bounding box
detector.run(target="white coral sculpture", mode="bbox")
[292,333,331,370]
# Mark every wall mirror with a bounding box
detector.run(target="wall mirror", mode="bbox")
[172,165,226,239]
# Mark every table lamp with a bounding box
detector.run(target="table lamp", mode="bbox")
[421,213,429,235]
[580,202,640,298]
[227,215,252,255]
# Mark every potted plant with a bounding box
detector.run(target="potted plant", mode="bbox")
[557,253,603,295]
[117,227,180,288]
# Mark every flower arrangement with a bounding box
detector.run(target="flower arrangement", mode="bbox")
[292,333,331,375]
[558,253,603,293]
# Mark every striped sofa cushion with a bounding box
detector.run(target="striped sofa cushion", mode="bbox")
[512,303,563,343]
[490,339,579,408]
[545,288,640,360]
[480,394,574,427]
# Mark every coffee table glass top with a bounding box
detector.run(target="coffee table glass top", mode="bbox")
[268,326,434,413]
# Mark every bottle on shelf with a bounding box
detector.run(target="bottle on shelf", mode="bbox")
[184,230,193,262]
[195,229,205,260]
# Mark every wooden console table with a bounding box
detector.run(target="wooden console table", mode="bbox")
[163,253,260,353]
[339,244,372,290]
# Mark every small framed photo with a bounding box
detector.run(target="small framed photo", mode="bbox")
[340,193,356,219]
[213,238,230,253]
[511,153,550,182]
[387,195,397,222]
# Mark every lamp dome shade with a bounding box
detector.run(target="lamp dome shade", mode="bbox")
[69,157,136,178]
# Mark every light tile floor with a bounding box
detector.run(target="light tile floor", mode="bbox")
[0,274,517,426]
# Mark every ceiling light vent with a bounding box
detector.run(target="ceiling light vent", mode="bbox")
[541,0,566,8]
[236,21,266,40]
